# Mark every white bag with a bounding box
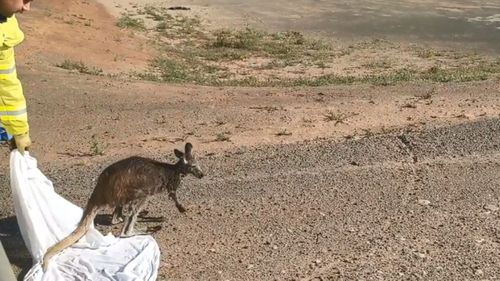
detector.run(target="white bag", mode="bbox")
[10,151,160,281]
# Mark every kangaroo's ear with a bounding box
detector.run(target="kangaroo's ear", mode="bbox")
[174,149,184,159]
[185,143,193,159]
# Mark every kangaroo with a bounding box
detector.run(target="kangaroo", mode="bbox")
[42,142,204,272]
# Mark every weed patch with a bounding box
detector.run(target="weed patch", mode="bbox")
[56,60,103,75]
[127,5,500,86]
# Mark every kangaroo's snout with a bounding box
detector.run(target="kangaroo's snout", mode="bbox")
[192,167,204,179]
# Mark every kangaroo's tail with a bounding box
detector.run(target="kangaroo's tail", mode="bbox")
[42,204,99,272]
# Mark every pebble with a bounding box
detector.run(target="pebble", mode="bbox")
[418,199,431,206]
[414,252,426,259]
[484,204,499,212]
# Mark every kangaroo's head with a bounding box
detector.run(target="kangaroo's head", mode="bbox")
[174,142,204,178]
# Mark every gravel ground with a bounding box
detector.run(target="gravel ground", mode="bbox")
[1,118,499,280]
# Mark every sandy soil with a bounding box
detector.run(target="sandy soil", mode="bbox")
[0,0,499,280]
[17,0,155,74]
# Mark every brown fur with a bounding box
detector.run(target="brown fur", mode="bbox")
[42,143,203,271]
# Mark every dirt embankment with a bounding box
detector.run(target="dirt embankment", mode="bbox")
[17,0,154,74]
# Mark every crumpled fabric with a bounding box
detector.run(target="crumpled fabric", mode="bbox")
[9,150,160,281]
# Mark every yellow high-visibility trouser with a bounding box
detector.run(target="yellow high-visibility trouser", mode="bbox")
[0,15,28,136]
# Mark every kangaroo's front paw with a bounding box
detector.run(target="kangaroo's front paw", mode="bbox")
[177,204,187,213]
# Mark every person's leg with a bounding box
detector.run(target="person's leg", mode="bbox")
[0,240,16,281]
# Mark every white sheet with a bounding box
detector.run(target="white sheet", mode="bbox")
[9,150,160,281]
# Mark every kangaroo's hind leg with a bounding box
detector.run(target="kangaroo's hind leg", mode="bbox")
[111,206,123,225]
[120,198,148,237]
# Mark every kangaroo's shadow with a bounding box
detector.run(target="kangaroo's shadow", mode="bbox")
[0,216,33,281]
[94,212,164,235]
[94,210,165,226]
